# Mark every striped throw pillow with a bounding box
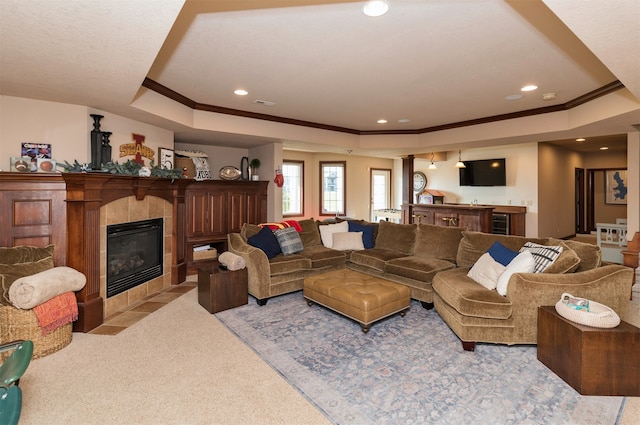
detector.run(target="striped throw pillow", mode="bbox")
[519,242,563,273]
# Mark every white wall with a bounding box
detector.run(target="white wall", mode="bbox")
[0,96,174,170]
[416,143,539,236]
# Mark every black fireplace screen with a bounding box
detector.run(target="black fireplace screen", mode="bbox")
[106,218,163,298]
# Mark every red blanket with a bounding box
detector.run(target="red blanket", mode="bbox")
[32,292,78,335]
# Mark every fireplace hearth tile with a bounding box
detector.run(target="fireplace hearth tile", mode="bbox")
[130,301,166,314]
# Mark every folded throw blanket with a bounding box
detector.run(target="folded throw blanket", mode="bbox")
[218,251,246,271]
[33,292,78,335]
[9,266,86,309]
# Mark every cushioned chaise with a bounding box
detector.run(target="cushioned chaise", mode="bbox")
[304,269,410,333]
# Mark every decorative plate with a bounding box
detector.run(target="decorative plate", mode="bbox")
[219,166,242,180]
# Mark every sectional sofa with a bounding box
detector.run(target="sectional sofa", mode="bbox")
[227,218,633,350]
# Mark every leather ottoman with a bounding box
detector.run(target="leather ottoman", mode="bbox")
[304,269,410,333]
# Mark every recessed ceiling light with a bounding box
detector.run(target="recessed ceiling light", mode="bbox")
[576,138,586,142]
[363,1,389,17]
[542,93,556,101]
[600,146,609,150]
[234,89,248,96]
[505,94,523,101]
[521,85,538,92]
[398,118,410,123]
[377,119,388,124]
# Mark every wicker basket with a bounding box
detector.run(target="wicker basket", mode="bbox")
[555,293,620,328]
[0,304,73,360]
[176,156,195,179]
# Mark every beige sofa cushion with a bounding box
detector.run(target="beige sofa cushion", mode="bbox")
[551,238,601,272]
[374,221,416,255]
[300,245,346,268]
[384,256,455,283]
[298,218,322,247]
[268,254,311,276]
[432,268,513,319]
[414,223,464,263]
[349,249,408,272]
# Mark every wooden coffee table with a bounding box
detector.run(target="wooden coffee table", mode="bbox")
[537,305,640,396]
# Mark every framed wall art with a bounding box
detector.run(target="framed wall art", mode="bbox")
[158,147,175,170]
[605,169,627,205]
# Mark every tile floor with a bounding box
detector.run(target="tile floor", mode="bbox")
[89,278,197,335]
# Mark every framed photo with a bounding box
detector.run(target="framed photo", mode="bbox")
[37,158,57,172]
[10,156,32,172]
[605,169,628,204]
[22,142,51,172]
[158,147,175,170]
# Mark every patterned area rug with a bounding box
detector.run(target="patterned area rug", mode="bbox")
[216,292,624,425]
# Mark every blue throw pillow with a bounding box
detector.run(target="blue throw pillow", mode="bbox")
[247,226,282,259]
[348,221,375,249]
[487,241,518,266]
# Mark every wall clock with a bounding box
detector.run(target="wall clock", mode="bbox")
[413,171,427,192]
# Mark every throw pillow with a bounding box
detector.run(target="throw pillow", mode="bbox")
[0,256,55,305]
[487,241,519,266]
[332,232,365,251]
[496,250,536,296]
[348,221,375,249]
[247,226,282,259]
[519,242,563,273]
[274,227,304,255]
[318,221,349,248]
[260,220,303,232]
[467,252,506,290]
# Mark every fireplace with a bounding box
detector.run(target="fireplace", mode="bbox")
[106,218,163,298]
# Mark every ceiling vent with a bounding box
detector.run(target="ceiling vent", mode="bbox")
[254,99,276,107]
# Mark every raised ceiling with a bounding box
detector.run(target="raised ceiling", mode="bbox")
[1,0,638,157]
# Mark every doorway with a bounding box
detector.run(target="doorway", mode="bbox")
[575,168,586,234]
[370,168,392,222]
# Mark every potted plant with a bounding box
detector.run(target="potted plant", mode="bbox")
[250,158,261,180]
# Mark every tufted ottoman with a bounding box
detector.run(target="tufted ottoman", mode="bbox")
[304,269,410,333]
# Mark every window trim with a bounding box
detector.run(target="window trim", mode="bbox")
[282,159,304,217]
[319,160,346,217]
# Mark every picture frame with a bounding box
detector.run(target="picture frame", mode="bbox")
[158,147,175,170]
[605,169,628,205]
[10,156,32,172]
[37,158,57,173]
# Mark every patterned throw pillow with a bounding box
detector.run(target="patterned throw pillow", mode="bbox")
[519,242,563,273]
[274,227,304,255]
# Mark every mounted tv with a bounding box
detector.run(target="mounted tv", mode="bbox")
[459,158,506,186]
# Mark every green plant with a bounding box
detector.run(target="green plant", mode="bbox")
[58,159,184,182]
[250,158,261,171]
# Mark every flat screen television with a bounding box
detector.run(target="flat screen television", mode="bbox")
[459,158,506,186]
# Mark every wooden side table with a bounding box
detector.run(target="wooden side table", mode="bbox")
[537,306,640,396]
[197,263,248,313]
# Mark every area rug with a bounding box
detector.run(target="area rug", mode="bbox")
[216,292,625,425]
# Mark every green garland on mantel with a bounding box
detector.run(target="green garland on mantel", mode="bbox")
[59,159,184,180]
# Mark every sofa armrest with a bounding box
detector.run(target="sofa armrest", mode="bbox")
[227,233,272,300]
[506,264,633,340]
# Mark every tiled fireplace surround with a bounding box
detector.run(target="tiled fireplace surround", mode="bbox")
[63,173,189,332]
[100,196,173,319]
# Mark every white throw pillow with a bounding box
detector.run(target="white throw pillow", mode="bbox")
[467,252,506,290]
[332,232,365,251]
[496,250,536,296]
[318,221,349,248]
[519,242,563,273]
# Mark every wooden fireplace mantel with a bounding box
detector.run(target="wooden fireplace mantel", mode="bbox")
[62,173,190,332]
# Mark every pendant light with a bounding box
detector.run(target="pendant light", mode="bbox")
[428,153,437,170]
[455,150,466,168]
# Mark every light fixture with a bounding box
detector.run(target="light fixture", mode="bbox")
[377,119,387,124]
[363,0,389,17]
[600,146,609,150]
[234,89,248,96]
[455,150,466,168]
[576,138,586,142]
[428,153,437,170]
[521,85,538,92]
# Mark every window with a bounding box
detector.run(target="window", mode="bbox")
[320,161,346,216]
[282,160,304,216]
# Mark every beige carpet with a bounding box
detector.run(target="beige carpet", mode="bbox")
[19,288,640,424]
